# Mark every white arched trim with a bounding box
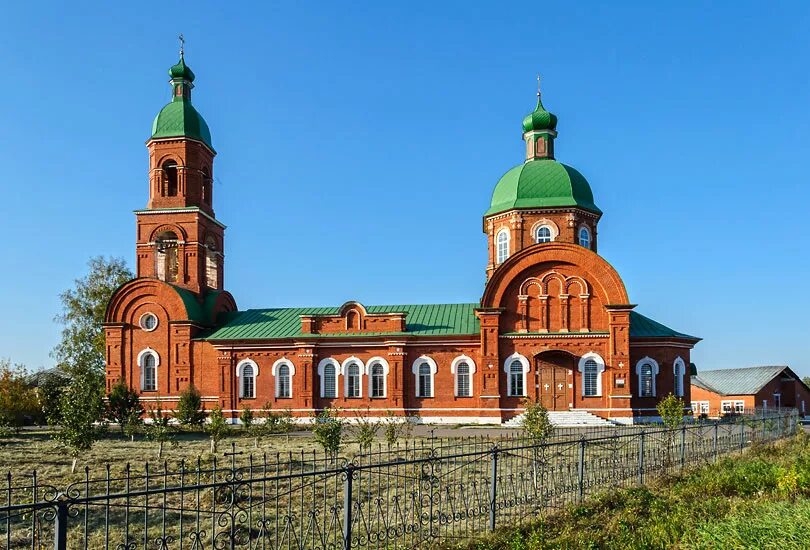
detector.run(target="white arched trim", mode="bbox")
[271,357,295,376]
[577,352,606,397]
[317,358,340,398]
[137,348,160,391]
[531,219,559,243]
[341,356,365,398]
[236,358,259,378]
[412,356,438,398]
[366,357,390,398]
[636,357,660,398]
[450,355,477,397]
[496,228,510,264]
[578,225,592,249]
[503,353,530,397]
[673,356,686,397]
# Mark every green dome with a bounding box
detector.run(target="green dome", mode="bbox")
[169,57,195,82]
[151,101,212,149]
[522,96,558,132]
[485,159,600,216]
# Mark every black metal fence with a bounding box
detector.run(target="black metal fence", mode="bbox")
[1,410,799,549]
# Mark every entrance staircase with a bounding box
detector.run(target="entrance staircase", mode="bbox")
[503,410,615,428]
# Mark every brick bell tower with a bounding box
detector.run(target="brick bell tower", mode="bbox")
[135,49,225,296]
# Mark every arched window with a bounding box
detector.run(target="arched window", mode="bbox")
[346,362,361,398]
[508,360,525,397]
[583,359,598,397]
[673,358,685,397]
[370,362,386,398]
[455,362,471,397]
[241,363,256,399]
[496,230,510,264]
[636,358,659,398]
[321,362,337,398]
[276,364,291,398]
[163,161,178,197]
[205,236,218,289]
[140,351,157,392]
[417,363,432,397]
[155,231,179,283]
[535,225,553,243]
[578,227,591,249]
[346,311,359,331]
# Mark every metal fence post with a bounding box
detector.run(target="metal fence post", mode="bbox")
[577,438,586,503]
[739,420,745,452]
[637,431,645,485]
[489,446,499,531]
[343,464,355,550]
[53,495,68,550]
[680,425,686,471]
[713,422,719,462]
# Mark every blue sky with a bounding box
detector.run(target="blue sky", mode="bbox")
[0,2,808,377]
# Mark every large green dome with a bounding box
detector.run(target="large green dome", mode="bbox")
[485,159,601,216]
[151,101,212,149]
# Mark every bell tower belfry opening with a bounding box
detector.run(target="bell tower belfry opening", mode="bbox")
[134,49,225,295]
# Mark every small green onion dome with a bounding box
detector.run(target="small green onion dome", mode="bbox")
[151,102,212,149]
[522,96,558,133]
[485,159,600,217]
[169,56,195,82]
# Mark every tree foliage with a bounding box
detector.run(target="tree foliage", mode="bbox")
[803,376,810,389]
[52,256,132,379]
[206,405,230,453]
[354,409,380,451]
[53,371,106,472]
[174,384,206,428]
[657,394,687,430]
[33,369,71,425]
[106,380,143,434]
[0,360,40,433]
[144,405,174,459]
[383,411,416,447]
[313,407,344,458]
[521,398,554,443]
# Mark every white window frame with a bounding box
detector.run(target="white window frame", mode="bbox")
[635,357,659,398]
[137,348,159,392]
[773,393,781,408]
[673,357,686,397]
[365,356,390,398]
[496,229,510,264]
[734,400,745,413]
[318,358,340,398]
[578,352,605,397]
[503,352,530,398]
[692,401,710,414]
[341,356,365,398]
[534,224,554,244]
[578,226,591,249]
[450,355,477,397]
[412,356,438,398]
[271,358,295,399]
[138,312,159,332]
[236,359,260,399]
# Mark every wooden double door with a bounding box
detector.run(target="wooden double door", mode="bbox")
[535,351,573,411]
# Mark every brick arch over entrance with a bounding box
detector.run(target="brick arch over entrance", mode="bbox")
[481,242,629,309]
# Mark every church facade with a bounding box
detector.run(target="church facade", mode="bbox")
[104,56,700,424]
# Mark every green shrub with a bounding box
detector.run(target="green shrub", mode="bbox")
[174,384,206,429]
[521,398,553,443]
[206,405,230,453]
[313,407,344,458]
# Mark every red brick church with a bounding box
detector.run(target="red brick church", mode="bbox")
[104,55,700,424]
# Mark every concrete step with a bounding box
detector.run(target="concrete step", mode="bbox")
[504,410,614,428]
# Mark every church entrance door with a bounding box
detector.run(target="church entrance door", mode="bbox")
[535,351,573,411]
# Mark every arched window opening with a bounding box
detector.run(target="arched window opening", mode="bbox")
[205,236,218,289]
[673,360,684,397]
[370,363,386,398]
[456,362,471,397]
[578,227,591,249]
[417,363,432,397]
[346,362,361,398]
[346,311,359,331]
[508,360,525,397]
[155,231,179,283]
[639,363,654,397]
[276,364,291,398]
[241,364,255,399]
[142,352,157,392]
[163,161,178,197]
[583,359,598,397]
[496,230,510,264]
[202,167,212,205]
[535,225,553,244]
[322,364,337,398]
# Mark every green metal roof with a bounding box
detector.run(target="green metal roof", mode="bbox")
[691,366,792,396]
[522,95,558,133]
[170,285,222,325]
[485,159,601,217]
[628,311,699,340]
[151,101,212,149]
[201,303,480,341]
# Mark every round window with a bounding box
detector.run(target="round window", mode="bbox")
[139,313,158,332]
